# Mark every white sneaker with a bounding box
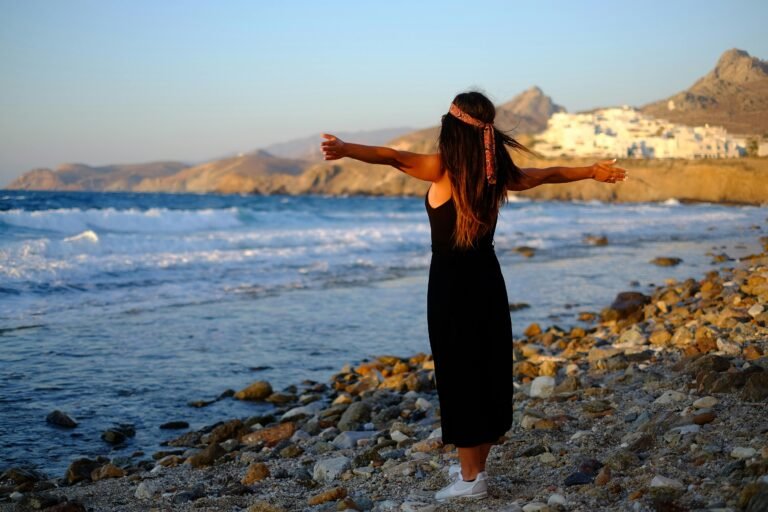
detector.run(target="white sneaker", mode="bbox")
[435,470,488,502]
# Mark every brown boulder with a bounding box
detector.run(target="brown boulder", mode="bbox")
[241,421,296,447]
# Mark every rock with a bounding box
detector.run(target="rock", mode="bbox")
[235,380,273,401]
[582,399,613,414]
[746,486,768,512]
[414,397,432,411]
[650,475,684,490]
[651,256,683,266]
[135,479,162,499]
[539,452,556,464]
[401,501,437,512]
[313,456,351,483]
[411,437,443,452]
[101,424,135,445]
[241,421,296,447]
[185,442,226,468]
[332,430,377,449]
[207,418,244,444]
[692,396,718,409]
[1,466,47,485]
[564,472,594,486]
[307,486,347,505]
[615,326,647,347]
[247,501,287,512]
[241,462,270,485]
[522,502,550,511]
[584,234,608,245]
[266,392,296,404]
[548,493,567,506]
[65,458,101,484]
[653,390,687,405]
[692,411,716,425]
[390,430,410,443]
[717,337,742,355]
[748,303,765,317]
[14,493,61,509]
[515,246,537,258]
[529,376,556,398]
[280,400,325,421]
[160,420,189,429]
[90,463,125,481]
[741,372,768,401]
[595,467,611,486]
[602,291,651,321]
[337,401,372,431]
[730,447,757,459]
[46,410,78,428]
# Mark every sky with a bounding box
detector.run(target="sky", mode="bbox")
[1,0,767,187]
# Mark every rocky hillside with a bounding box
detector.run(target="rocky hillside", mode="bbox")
[132,150,309,195]
[389,86,562,154]
[264,128,413,161]
[6,162,189,192]
[642,48,768,135]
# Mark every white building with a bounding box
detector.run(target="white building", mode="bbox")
[536,106,747,159]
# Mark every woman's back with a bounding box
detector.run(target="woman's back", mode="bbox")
[425,193,496,254]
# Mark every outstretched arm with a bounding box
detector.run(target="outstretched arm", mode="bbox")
[320,133,443,182]
[508,159,628,191]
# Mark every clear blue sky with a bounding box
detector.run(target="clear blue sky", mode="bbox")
[1,0,767,186]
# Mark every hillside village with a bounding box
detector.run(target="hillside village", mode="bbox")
[535,106,751,159]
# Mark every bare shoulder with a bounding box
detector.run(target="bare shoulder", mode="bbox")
[393,151,444,182]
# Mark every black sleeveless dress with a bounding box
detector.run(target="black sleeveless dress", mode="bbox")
[425,191,513,448]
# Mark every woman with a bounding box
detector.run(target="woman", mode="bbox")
[320,90,627,502]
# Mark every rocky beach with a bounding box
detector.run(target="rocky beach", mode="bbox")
[2,229,768,512]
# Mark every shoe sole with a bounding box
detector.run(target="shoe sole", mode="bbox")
[436,491,488,502]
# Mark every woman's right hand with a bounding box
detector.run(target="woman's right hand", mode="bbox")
[321,133,347,160]
[591,158,628,183]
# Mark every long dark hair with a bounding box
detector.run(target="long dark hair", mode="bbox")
[438,90,536,249]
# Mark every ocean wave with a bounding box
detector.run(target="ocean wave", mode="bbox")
[0,206,244,234]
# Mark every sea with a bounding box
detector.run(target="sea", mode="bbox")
[1,189,766,476]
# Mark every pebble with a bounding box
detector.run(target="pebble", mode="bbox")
[693,396,719,409]
[332,430,378,449]
[400,501,436,512]
[135,480,162,499]
[529,376,556,398]
[312,456,351,483]
[730,447,757,459]
[653,390,687,405]
[547,493,567,506]
[522,503,550,512]
[650,475,684,490]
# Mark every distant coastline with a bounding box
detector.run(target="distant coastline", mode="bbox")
[6,157,768,206]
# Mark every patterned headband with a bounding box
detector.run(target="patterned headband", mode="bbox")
[448,102,497,185]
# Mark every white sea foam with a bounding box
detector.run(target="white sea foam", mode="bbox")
[63,230,99,243]
[0,207,244,234]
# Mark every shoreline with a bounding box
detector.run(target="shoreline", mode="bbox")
[5,157,768,206]
[1,233,767,511]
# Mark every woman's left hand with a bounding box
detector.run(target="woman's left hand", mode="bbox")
[591,158,628,183]
[320,133,348,160]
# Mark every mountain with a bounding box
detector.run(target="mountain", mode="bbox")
[389,86,562,153]
[264,127,413,160]
[6,161,189,191]
[642,48,768,135]
[133,150,309,194]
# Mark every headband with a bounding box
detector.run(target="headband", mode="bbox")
[448,102,497,185]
